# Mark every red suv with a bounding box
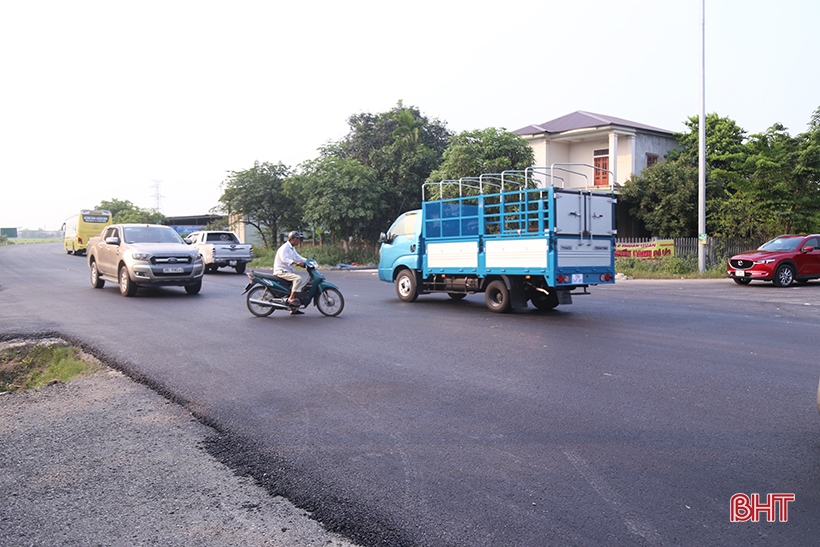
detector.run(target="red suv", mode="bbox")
[727,235,820,287]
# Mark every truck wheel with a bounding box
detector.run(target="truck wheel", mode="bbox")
[396,269,418,302]
[235,263,246,274]
[118,265,137,297]
[184,280,202,295]
[90,259,105,289]
[530,289,559,311]
[485,280,510,313]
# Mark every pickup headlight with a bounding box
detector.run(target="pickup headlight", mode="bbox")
[754,259,775,264]
[131,252,152,261]
[193,253,203,263]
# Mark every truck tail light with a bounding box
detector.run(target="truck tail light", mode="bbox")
[600,273,612,282]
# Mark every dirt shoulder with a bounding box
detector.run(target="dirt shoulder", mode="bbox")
[0,368,360,547]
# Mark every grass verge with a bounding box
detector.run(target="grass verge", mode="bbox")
[0,339,105,393]
[616,256,728,279]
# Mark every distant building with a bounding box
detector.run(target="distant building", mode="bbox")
[164,214,225,235]
[514,111,679,237]
[514,111,679,190]
[164,214,265,246]
[230,215,266,247]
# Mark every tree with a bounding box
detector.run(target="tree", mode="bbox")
[428,127,535,183]
[622,113,747,238]
[623,108,820,239]
[620,161,700,237]
[794,105,820,231]
[668,113,747,172]
[328,102,451,230]
[295,157,385,257]
[709,107,820,237]
[216,161,292,249]
[95,199,165,224]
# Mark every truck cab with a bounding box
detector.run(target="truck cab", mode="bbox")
[378,210,422,284]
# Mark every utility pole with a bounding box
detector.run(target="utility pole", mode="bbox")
[698,0,707,273]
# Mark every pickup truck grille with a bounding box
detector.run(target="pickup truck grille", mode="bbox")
[151,255,193,265]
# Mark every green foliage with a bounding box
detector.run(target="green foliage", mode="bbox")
[0,342,103,392]
[428,127,535,182]
[715,115,820,236]
[668,113,748,172]
[292,157,385,256]
[249,243,378,268]
[328,101,451,230]
[619,160,702,237]
[95,198,165,224]
[215,161,293,249]
[624,107,820,239]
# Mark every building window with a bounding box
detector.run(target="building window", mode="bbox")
[593,149,609,186]
[646,153,659,168]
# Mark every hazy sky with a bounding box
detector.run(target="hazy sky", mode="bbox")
[1,0,817,230]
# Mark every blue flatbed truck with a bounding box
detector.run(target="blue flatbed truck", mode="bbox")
[378,167,617,312]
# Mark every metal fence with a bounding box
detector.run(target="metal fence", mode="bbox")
[615,237,767,268]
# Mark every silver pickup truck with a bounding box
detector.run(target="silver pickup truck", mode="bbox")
[187,231,253,274]
[87,224,205,297]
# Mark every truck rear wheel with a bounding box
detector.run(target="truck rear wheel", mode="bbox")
[484,280,510,313]
[396,269,418,302]
[530,289,559,311]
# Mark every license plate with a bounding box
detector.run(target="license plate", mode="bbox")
[163,267,184,273]
[735,269,745,276]
[229,260,237,266]
[572,273,584,284]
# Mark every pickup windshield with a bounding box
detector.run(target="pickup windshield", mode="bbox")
[123,226,184,244]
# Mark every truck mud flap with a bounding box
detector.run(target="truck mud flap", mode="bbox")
[504,276,529,310]
[557,290,573,305]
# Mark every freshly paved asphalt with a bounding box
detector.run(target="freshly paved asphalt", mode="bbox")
[1,242,819,546]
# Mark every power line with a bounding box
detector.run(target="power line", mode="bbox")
[150,180,164,212]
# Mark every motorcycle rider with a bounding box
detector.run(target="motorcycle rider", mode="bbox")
[274,231,307,315]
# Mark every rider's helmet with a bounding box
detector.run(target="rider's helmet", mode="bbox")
[288,231,304,240]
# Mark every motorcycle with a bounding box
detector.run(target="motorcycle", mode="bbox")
[241,259,345,317]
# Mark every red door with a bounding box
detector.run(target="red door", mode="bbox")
[797,237,820,275]
[594,156,609,186]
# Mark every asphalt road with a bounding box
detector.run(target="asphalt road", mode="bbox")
[2,243,819,546]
